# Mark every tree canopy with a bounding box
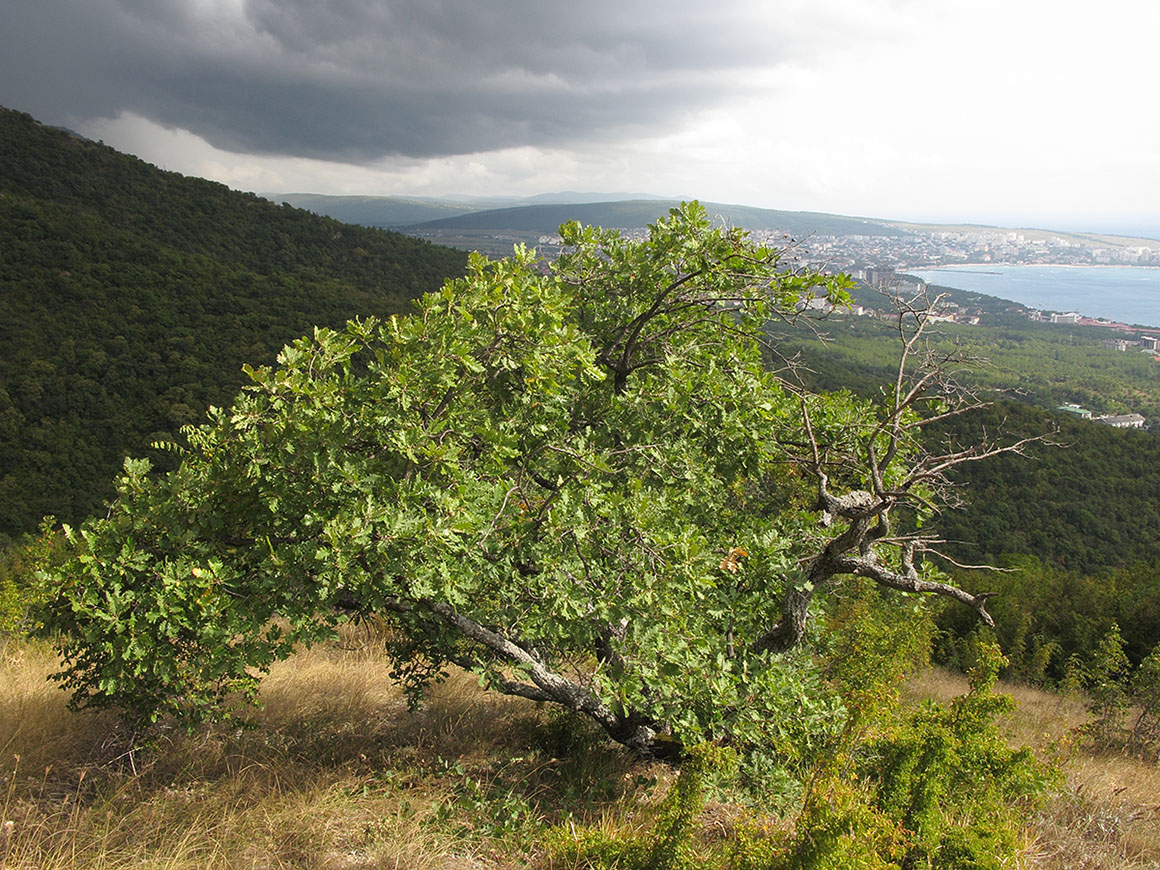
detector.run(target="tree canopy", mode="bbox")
[42,203,1007,757]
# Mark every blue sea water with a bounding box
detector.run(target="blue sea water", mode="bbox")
[905,265,1160,330]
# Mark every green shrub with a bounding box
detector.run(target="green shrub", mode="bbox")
[1129,642,1160,760]
[860,644,1053,868]
[735,644,1052,869]
[1079,622,1131,751]
[0,519,60,642]
[738,776,907,870]
[546,742,735,870]
[819,578,933,734]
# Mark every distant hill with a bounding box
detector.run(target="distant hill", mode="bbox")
[268,193,486,228]
[266,193,910,239]
[517,191,672,205]
[268,192,681,229]
[275,192,1160,252]
[406,200,909,238]
[0,107,468,537]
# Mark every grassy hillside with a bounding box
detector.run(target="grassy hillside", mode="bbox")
[0,107,468,536]
[3,635,1155,869]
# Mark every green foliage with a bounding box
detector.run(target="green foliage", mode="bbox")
[0,107,467,537]
[0,563,21,639]
[818,578,934,733]
[1128,642,1160,760]
[725,645,1053,869]
[853,645,1048,868]
[744,778,908,870]
[0,519,63,640]
[42,202,876,761]
[546,743,735,870]
[1078,622,1132,751]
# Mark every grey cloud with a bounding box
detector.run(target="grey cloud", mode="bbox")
[0,0,811,161]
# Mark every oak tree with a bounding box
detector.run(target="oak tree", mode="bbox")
[41,203,1011,757]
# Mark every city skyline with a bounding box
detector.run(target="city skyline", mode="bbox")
[2,0,1158,237]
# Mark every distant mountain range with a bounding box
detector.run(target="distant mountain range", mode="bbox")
[269,192,910,239]
[268,193,1160,253]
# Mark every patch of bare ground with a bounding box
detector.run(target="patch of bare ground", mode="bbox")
[908,668,1160,869]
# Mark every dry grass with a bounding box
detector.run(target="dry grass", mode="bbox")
[7,637,1160,869]
[0,631,655,869]
[907,668,1160,869]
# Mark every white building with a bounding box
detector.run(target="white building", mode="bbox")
[1094,414,1146,429]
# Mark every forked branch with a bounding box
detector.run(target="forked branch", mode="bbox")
[757,287,1048,655]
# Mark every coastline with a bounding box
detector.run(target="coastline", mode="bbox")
[902,264,1160,331]
[904,262,1160,272]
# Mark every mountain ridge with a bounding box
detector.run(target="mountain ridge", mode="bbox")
[270,192,1160,248]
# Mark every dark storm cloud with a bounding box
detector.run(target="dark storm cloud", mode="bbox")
[0,0,806,161]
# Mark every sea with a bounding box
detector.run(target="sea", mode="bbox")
[905,265,1160,330]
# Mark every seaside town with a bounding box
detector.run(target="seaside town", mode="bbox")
[783,228,1159,432]
[791,226,1160,270]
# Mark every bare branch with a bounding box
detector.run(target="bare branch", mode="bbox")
[835,553,996,626]
[752,284,1054,654]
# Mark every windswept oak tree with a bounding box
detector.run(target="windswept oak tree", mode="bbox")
[42,203,1018,757]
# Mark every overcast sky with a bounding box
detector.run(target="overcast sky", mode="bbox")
[3,0,1158,233]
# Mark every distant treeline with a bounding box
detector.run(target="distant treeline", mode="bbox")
[0,107,468,536]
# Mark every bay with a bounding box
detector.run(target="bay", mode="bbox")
[905,265,1160,330]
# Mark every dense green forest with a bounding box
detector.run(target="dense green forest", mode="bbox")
[0,108,468,536]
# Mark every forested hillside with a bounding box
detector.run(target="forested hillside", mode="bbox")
[770,298,1160,675]
[929,403,1160,571]
[0,108,468,536]
[770,302,1160,570]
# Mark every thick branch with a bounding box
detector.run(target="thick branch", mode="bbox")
[751,582,819,655]
[418,599,659,755]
